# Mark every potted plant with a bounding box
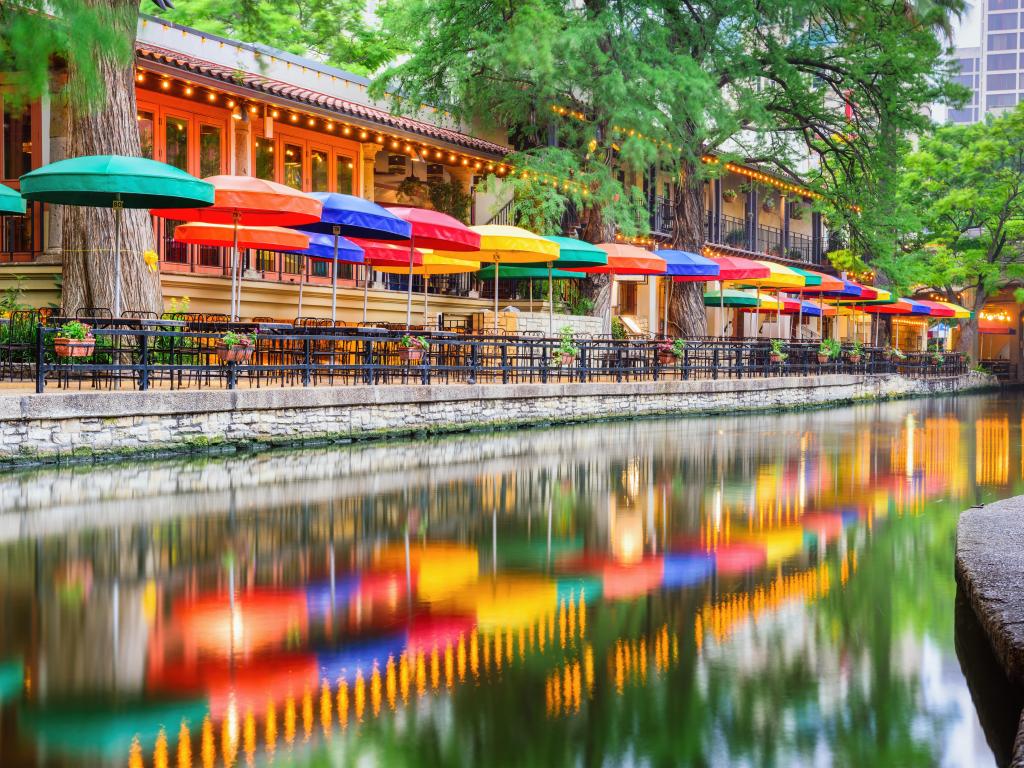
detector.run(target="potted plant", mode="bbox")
[216,330,256,363]
[817,338,840,364]
[931,349,945,366]
[769,339,788,364]
[847,339,864,363]
[657,338,686,364]
[551,326,580,367]
[790,204,805,220]
[884,346,907,362]
[53,320,95,358]
[722,188,738,203]
[761,194,777,213]
[399,334,430,363]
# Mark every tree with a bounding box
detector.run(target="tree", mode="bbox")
[889,104,1024,358]
[374,0,963,334]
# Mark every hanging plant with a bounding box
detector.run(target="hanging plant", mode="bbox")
[790,203,805,220]
[761,195,777,213]
[721,188,738,203]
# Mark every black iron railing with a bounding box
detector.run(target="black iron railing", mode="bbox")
[24,324,968,394]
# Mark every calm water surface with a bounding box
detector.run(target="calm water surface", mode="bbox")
[1,394,1022,767]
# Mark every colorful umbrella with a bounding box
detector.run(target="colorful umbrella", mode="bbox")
[349,239,427,322]
[377,254,480,324]
[0,183,26,215]
[173,223,310,251]
[913,299,956,318]
[655,249,720,335]
[21,155,214,317]
[295,193,410,322]
[476,263,585,316]
[934,300,972,318]
[152,176,321,321]
[542,237,607,334]
[702,255,770,337]
[703,288,761,308]
[291,231,367,317]
[384,207,481,329]
[570,244,666,334]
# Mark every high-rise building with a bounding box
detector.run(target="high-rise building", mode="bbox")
[941,0,1023,123]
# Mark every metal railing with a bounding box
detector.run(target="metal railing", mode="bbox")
[24,325,968,394]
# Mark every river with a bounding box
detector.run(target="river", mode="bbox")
[0,393,1020,767]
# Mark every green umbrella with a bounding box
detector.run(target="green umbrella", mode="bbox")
[704,288,761,308]
[479,264,584,315]
[0,183,26,215]
[0,658,23,704]
[541,237,608,334]
[20,155,213,317]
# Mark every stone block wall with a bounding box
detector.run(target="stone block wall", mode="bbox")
[513,312,605,336]
[0,372,997,465]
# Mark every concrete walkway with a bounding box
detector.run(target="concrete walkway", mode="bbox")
[956,497,1024,766]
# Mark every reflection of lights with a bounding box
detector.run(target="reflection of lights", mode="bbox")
[353,671,365,720]
[201,716,215,768]
[337,680,349,728]
[128,736,143,768]
[177,721,192,767]
[320,680,332,737]
[223,696,239,766]
[905,413,915,480]
[153,728,168,768]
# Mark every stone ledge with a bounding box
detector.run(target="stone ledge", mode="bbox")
[6,374,869,421]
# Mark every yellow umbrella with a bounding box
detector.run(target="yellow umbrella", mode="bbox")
[437,225,560,331]
[377,253,480,326]
[451,576,557,630]
[935,300,971,319]
[375,543,479,605]
[728,261,806,337]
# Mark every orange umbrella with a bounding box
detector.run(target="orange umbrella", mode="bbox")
[570,244,666,333]
[173,223,310,251]
[152,176,322,320]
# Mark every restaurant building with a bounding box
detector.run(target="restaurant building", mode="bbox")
[0,15,942,341]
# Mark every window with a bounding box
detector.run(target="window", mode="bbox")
[955,57,975,73]
[283,143,303,189]
[954,74,975,88]
[991,0,1018,10]
[988,92,1017,107]
[949,108,976,123]
[137,111,155,159]
[989,52,1017,70]
[311,148,329,191]
[3,103,32,179]
[165,116,189,171]
[199,124,222,178]
[989,12,1019,30]
[988,32,1017,50]
[336,154,354,194]
[988,73,1017,91]
[254,138,274,181]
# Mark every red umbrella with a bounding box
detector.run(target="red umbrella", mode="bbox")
[153,176,322,321]
[702,256,771,337]
[382,207,481,327]
[912,299,956,318]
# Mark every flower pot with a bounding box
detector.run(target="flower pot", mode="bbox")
[658,351,678,365]
[53,337,95,358]
[216,344,253,363]
[817,353,831,364]
[399,347,424,363]
[554,354,576,368]
[848,354,862,364]
[770,354,785,364]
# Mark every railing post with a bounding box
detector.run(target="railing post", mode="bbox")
[139,332,150,391]
[501,341,509,384]
[468,341,478,385]
[712,345,719,380]
[227,361,237,390]
[302,337,312,387]
[35,323,45,394]
[683,345,690,381]
[362,339,373,384]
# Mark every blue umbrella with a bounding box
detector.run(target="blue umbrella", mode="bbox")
[291,231,364,317]
[654,249,721,336]
[295,193,410,321]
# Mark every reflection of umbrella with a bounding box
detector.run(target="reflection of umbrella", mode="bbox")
[800,512,845,543]
[0,182,26,214]
[384,207,480,329]
[655,249,720,336]
[316,633,408,682]
[376,544,479,605]
[662,553,715,588]
[406,614,477,653]
[147,653,319,718]
[736,527,804,565]
[439,225,560,332]
[712,543,767,575]
[152,176,321,321]
[554,575,604,602]
[168,590,309,658]
[0,658,23,703]
[377,254,480,326]
[541,237,607,334]
[295,193,410,322]
[559,555,665,600]
[452,576,557,630]
[20,155,214,317]
[19,698,208,758]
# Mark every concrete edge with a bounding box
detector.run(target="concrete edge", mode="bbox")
[6,374,873,421]
[956,496,1024,766]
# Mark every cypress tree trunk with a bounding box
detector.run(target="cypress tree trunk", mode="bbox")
[577,202,614,327]
[61,0,162,317]
[668,159,708,337]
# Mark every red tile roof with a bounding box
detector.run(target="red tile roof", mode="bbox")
[135,44,510,158]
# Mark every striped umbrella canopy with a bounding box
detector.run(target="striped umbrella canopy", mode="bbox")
[913,299,957,318]
[705,255,770,281]
[540,236,607,334]
[934,300,972,318]
[788,268,845,293]
[654,249,720,279]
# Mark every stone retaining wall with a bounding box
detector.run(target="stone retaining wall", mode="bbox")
[0,372,996,465]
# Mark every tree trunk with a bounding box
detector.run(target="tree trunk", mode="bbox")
[668,160,708,337]
[577,202,614,327]
[61,0,162,317]
[956,289,986,362]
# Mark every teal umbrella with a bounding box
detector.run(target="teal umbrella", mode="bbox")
[478,264,585,314]
[0,183,26,215]
[541,237,608,334]
[20,155,214,317]
[0,658,23,703]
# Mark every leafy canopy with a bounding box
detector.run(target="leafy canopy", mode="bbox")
[375,0,964,241]
[887,103,1024,303]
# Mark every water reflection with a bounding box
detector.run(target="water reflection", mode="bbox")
[0,394,1020,767]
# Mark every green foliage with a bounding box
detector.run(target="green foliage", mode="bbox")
[154,0,402,76]
[885,104,1024,306]
[769,339,788,360]
[610,317,626,340]
[849,339,864,358]
[0,276,28,316]
[566,294,594,317]
[826,249,870,276]
[58,321,92,341]
[221,330,255,349]
[400,334,429,350]
[552,325,580,365]
[819,338,841,359]
[657,338,687,358]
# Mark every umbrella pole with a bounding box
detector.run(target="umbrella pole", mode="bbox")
[406,241,414,330]
[798,300,803,341]
[548,263,554,337]
[755,287,760,339]
[362,267,370,323]
[297,255,305,318]
[423,276,430,326]
[662,279,668,338]
[112,197,123,317]
[529,278,533,313]
[494,261,500,333]
[331,229,340,323]
[230,213,240,321]
[720,280,725,338]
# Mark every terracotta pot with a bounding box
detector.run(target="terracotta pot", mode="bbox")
[555,354,576,367]
[216,344,253,363]
[399,347,424,363]
[817,353,830,364]
[53,337,95,358]
[848,354,862,364]
[770,353,785,364]
[658,351,678,365]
